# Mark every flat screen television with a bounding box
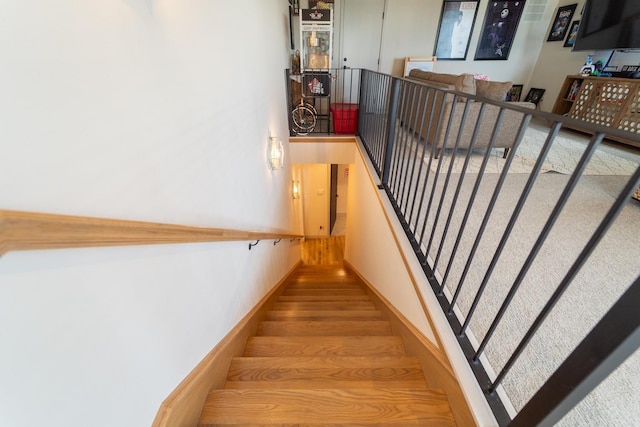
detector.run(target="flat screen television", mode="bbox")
[573,0,640,51]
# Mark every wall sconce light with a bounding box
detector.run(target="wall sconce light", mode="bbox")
[269,137,284,170]
[292,180,301,199]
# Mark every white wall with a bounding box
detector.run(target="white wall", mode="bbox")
[378,0,558,85]
[302,164,330,237]
[344,149,437,344]
[526,0,615,112]
[336,164,349,214]
[0,1,299,426]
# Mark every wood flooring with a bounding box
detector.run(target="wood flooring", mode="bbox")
[301,236,345,266]
[198,265,456,426]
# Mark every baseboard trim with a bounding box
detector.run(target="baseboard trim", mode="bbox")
[345,260,476,427]
[151,261,301,427]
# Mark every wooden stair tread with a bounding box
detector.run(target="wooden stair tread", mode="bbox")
[282,288,367,296]
[284,284,364,291]
[256,321,392,336]
[226,356,427,386]
[265,310,384,321]
[278,295,371,301]
[272,301,377,311]
[199,388,455,426]
[244,336,406,357]
[196,264,461,426]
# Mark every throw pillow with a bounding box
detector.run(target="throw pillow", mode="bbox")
[476,80,513,102]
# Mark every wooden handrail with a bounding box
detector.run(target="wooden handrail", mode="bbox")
[0,210,303,256]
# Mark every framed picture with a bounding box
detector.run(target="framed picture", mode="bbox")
[506,84,523,101]
[563,20,580,47]
[474,1,527,60]
[524,88,545,105]
[547,4,577,42]
[403,56,437,77]
[433,1,480,60]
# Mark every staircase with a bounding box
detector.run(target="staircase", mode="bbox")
[198,265,456,426]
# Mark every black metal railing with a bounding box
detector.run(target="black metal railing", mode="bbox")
[285,68,362,135]
[357,69,640,426]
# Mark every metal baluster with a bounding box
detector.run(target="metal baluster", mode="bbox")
[475,131,604,362]
[381,77,401,187]
[450,121,561,322]
[417,93,461,251]
[424,99,475,261]
[433,105,502,275]
[488,157,639,390]
[440,113,532,293]
[398,86,425,215]
[408,86,439,237]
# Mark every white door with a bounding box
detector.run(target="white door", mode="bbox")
[337,0,385,71]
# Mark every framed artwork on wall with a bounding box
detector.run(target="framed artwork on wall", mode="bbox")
[547,4,577,42]
[564,20,580,47]
[474,1,526,60]
[506,84,523,101]
[433,0,480,60]
[524,88,545,105]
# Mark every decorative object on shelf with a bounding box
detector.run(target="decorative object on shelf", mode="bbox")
[269,137,284,170]
[433,0,479,60]
[547,4,577,42]
[566,79,582,101]
[564,20,580,47]
[309,0,333,9]
[580,54,595,76]
[506,84,523,101]
[291,50,301,75]
[474,1,526,60]
[289,0,300,15]
[524,88,545,105]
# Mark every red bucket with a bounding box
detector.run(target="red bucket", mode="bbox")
[330,103,359,134]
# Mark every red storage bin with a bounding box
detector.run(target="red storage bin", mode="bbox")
[330,103,359,134]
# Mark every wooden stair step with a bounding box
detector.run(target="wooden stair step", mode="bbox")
[278,295,371,302]
[265,310,384,321]
[272,301,377,311]
[282,288,367,296]
[244,336,406,357]
[256,320,392,336]
[291,266,350,274]
[199,388,455,426]
[287,275,358,282]
[225,356,428,389]
[284,283,364,291]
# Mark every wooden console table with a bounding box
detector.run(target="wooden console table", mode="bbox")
[551,75,640,148]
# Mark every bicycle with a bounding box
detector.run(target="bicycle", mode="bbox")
[291,99,317,135]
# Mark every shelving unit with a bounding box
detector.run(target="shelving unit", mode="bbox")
[551,75,585,116]
[552,75,640,148]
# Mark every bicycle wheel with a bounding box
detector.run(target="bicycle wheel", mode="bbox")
[292,105,316,135]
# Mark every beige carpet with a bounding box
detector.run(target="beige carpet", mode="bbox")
[424,172,640,426]
[426,125,639,176]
